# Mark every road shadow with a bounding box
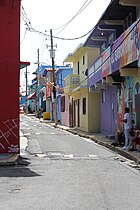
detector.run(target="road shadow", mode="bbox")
[0,156,41,178]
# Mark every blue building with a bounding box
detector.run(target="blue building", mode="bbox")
[55,65,73,123]
[38,64,72,121]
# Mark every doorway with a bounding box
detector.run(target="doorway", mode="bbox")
[110,93,117,134]
[77,99,80,127]
[135,94,140,129]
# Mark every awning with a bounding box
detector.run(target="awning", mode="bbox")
[20,61,30,69]
[27,92,36,100]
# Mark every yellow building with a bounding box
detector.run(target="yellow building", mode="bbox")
[64,44,100,132]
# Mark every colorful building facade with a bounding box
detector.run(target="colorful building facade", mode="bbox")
[64,44,100,132]
[55,66,73,125]
[85,0,140,136]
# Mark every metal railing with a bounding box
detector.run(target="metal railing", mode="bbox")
[64,74,80,94]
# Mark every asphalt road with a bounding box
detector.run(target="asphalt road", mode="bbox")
[0,114,140,210]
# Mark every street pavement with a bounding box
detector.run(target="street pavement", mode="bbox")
[0,114,140,166]
[44,120,140,164]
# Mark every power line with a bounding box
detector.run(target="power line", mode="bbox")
[20,28,28,44]
[53,28,93,40]
[21,4,49,37]
[55,0,93,35]
[21,5,32,30]
[20,3,93,41]
[29,28,48,37]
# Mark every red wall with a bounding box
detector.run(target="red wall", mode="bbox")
[0,0,20,153]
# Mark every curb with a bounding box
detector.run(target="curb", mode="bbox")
[89,136,140,164]
[0,154,19,166]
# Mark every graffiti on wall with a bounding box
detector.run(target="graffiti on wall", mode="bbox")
[117,83,125,133]
[111,19,140,73]
[0,118,19,153]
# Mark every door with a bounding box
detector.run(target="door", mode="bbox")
[69,98,73,127]
[57,96,61,122]
[73,100,76,127]
[101,86,117,135]
[110,93,117,134]
[135,94,140,129]
[77,99,80,127]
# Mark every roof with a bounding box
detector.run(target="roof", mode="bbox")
[84,0,136,47]
[55,66,73,74]
[64,44,87,63]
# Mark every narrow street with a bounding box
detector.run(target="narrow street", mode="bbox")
[0,114,140,210]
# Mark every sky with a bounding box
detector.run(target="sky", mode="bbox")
[20,0,111,89]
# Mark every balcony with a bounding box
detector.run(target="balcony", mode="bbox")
[88,18,140,88]
[64,74,80,94]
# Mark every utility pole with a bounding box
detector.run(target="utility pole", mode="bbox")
[25,66,28,114]
[37,48,40,112]
[50,29,57,125]
[35,48,40,115]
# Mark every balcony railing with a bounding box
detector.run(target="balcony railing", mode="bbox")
[64,74,80,94]
[88,18,140,82]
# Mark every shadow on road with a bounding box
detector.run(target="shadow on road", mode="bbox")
[0,156,41,178]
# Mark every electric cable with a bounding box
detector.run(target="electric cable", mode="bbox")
[55,0,93,35]
[20,28,28,44]
[54,0,92,31]
[20,3,94,41]
[53,27,93,40]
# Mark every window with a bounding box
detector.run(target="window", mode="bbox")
[123,12,133,31]
[108,33,114,46]
[102,91,105,103]
[83,56,85,65]
[60,73,62,85]
[78,61,80,74]
[61,96,65,112]
[83,97,86,115]
[57,76,59,85]
[58,73,62,85]
[101,43,106,54]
